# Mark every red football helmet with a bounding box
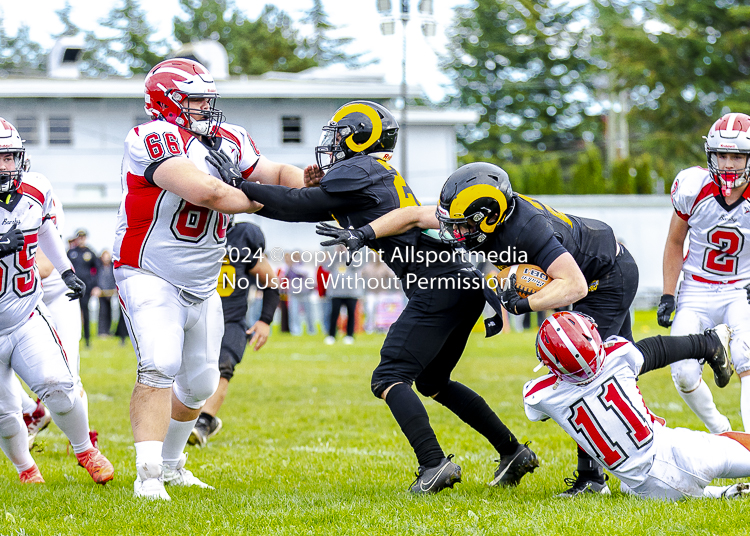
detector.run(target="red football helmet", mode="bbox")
[536,311,606,385]
[704,112,750,194]
[144,58,224,136]
[0,117,25,194]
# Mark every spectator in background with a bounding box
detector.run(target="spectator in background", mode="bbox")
[316,256,332,334]
[361,255,398,333]
[284,252,316,336]
[66,229,99,347]
[325,246,363,345]
[94,250,117,337]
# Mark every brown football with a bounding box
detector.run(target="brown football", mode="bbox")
[495,264,551,298]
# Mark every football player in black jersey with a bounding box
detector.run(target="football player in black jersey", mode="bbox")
[332,162,732,497]
[188,220,280,447]
[216,101,539,493]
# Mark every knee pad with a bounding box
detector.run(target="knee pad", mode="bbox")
[0,413,22,438]
[137,362,179,389]
[41,386,77,415]
[671,362,703,392]
[173,368,220,410]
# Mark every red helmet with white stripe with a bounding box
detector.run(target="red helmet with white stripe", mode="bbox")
[536,311,606,385]
[144,58,224,136]
[0,117,25,194]
[704,112,750,193]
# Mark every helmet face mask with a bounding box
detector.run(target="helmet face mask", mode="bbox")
[536,312,606,385]
[436,162,514,251]
[315,101,399,171]
[0,118,25,195]
[144,59,225,137]
[704,112,750,195]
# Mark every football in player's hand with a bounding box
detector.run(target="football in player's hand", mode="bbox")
[496,264,550,298]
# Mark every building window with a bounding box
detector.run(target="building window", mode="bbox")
[48,116,72,145]
[282,116,302,144]
[15,116,39,145]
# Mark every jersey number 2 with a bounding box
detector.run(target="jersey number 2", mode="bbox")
[568,377,653,469]
[703,225,744,276]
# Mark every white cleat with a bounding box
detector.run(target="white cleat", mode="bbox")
[163,453,214,489]
[134,462,171,501]
[721,482,750,499]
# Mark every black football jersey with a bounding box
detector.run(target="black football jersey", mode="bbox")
[217,222,265,323]
[321,154,471,285]
[489,194,619,283]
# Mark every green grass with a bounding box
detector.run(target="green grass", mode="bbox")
[1,311,748,535]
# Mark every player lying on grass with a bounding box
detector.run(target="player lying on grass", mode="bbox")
[524,311,750,500]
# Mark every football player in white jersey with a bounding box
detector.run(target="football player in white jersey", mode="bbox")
[658,112,750,434]
[0,118,114,484]
[524,312,750,500]
[115,58,308,500]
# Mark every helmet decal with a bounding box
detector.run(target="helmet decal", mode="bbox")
[332,102,383,153]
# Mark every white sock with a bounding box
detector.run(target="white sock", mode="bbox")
[49,396,93,454]
[135,440,164,469]
[740,376,750,432]
[0,414,34,473]
[20,391,37,415]
[80,389,89,424]
[162,418,198,469]
[678,381,732,433]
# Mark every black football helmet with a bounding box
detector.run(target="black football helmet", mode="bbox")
[315,101,399,170]
[436,162,514,250]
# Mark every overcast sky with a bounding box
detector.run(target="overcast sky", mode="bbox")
[0,0,467,101]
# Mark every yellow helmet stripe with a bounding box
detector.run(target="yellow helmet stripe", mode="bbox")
[332,103,382,153]
[449,183,508,219]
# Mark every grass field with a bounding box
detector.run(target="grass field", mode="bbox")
[1,311,748,535]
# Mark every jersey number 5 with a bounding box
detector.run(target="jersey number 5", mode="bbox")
[703,225,744,276]
[568,377,653,469]
[0,232,38,298]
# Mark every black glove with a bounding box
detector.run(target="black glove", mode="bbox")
[656,294,675,328]
[316,223,375,266]
[499,274,532,315]
[0,224,24,259]
[205,149,242,188]
[61,269,86,301]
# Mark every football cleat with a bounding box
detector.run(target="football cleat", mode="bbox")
[408,455,461,494]
[556,471,611,498]
[489,441,539,487]
[188,414,222,448]
[720,482,750,499]
[163,453,214,489]
[75,447,114,485]
[19,464,44,484]
[134,461,170,500]
[24,399,52,449]
[705,324,733,388]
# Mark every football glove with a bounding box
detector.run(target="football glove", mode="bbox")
[205,149,243,189]
[0,224,24,259]
[316,223,375,266]
[61,269,86,301]
[499,274,532,315]
[656,294,675,328]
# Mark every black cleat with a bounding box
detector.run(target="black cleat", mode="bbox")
[408,455,462,494]
[556,471,611,498]
[489,441,539,487]
[188,413,223,447]
[705,324,733,388]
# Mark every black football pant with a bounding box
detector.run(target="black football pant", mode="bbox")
[329,297,358,338]
[373,273,519,468]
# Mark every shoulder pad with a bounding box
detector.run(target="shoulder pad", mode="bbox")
[320,157,377,193]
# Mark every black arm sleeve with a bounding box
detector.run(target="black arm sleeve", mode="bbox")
[635,335,697,375]
[241,182,355,223]
[258,287,281,325]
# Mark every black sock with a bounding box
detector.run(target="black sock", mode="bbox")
[433,381,519,456]
[636,333,716,375]
[384,383,444,468]
[577,447,603,482]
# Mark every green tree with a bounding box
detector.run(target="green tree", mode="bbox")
[0,21,46,75]
[570,143,605,194]
[173,1,316,75]
[299,0,367,68]
[93,0,167,76]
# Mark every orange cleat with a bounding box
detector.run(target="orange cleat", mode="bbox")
[75,448,114,484]
[19,464,45,483]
